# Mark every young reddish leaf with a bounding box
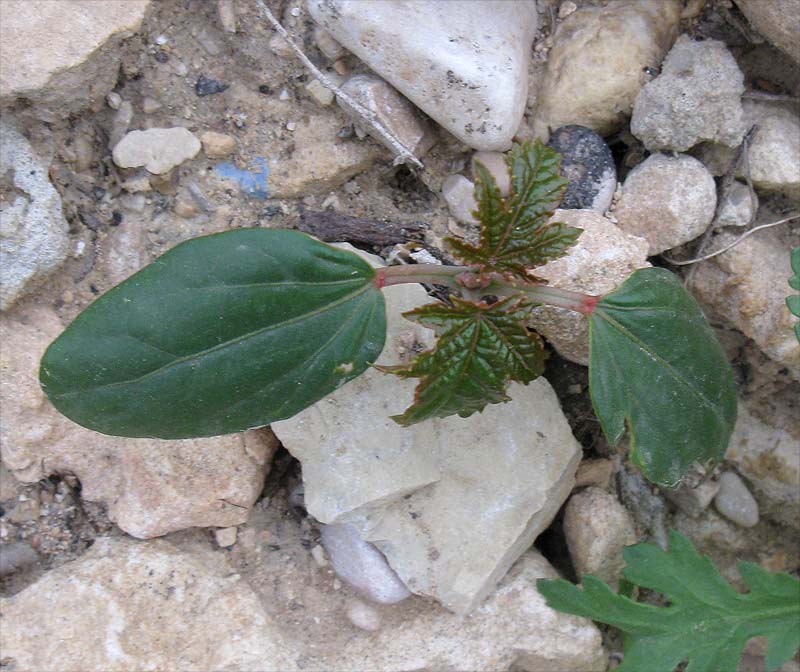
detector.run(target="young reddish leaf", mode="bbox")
[381,296,545,425]
[446,141,581,279]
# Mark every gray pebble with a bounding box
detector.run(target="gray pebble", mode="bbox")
[714,472,759,528]
[546,125,616,213]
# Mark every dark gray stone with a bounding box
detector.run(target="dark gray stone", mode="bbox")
[547,125,616,213]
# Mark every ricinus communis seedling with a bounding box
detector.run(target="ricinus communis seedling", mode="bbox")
[40,142,736,487]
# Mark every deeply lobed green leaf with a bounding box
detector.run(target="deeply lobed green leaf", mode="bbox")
[588,267,737,487]
[446,141,581,279]
[382,296,546,425]
[40,229,386,438]
[537,530,800,672]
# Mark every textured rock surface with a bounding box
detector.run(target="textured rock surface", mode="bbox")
[308,0,538,151]
[268,113,379,197]
[0,537,292,671]
[734,0,800,63]
[739,100,800,200]
[613,153,716,255]
[112,127,201,174]
[528,210,650,365]
[689,226,800,378]
[547,125,617,212]
[563,487,637,588]
[0,120,70,310]
[320,523,411,604]
[274,247,582,614]
[631,35,746,151]
[0,307,276,538]
[714,471,760,528]
[200,130,236,158]
[534,0,681,136]
[716,181,757,228]
[338,74,436,158]
[0,0,151,117]
[725,403,800,531]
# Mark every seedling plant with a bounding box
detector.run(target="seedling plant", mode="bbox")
[40,141,736,488]
[39,141,800,672]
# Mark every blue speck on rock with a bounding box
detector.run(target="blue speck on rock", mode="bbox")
[214,157,269,198]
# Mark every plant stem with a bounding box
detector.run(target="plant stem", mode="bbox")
[375,264,600,314]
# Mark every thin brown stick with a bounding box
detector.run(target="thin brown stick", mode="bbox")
[255,0,424,169]
[663,214,800,266]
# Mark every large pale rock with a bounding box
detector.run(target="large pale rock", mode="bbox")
[0,0,151,117]
[734,0,800,64]
[274,248,582,613]
[0,537,292,671]
[563,487,637,589]
[0,308,276,538]
[725,403,800,531]
[0,120,70,310]
[528,210,650,365]
[308,0,538,151]
[534,0,681,137]
[613,153,717,255]
[112,127,201,175]
[631,35,747,152]
[689,226,800,379]
[268,113,379,197]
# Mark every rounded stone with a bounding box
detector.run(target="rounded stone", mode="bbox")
[471,151,511,196]
[613,153,716,255]
[546,125,617,213]
[714,471,759,528]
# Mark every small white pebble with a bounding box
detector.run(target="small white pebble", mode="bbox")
[333,578,342,590]
[290,6,301,16]
[214,527,238,547]
[107,92,122,110]
[311,544,328,567]
[558,1,578,19]
[155,34,168,46]
[346,599,382,631]
[286,121,297,131]
[279,88,291,101]
[714,472,759,528]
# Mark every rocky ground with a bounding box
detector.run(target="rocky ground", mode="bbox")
[0,0,799,671]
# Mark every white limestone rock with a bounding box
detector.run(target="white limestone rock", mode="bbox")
[631,35,747,152]
[0,0,151,117]
[0,120,70,310]
[0,537,292,671]
[112,127,201,175]
[613,153,717,255]
[308,0,538,151]
[528,209,650,365]
[0,307,277,538]
[534,0,681,137]
[274,247,582,613]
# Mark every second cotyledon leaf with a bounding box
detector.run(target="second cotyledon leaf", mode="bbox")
[380,296,547,425]
[588,267,737,487]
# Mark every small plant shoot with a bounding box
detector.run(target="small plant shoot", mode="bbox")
[40,142,737,487]
[538,531,800,672]
[789,246,800,343]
